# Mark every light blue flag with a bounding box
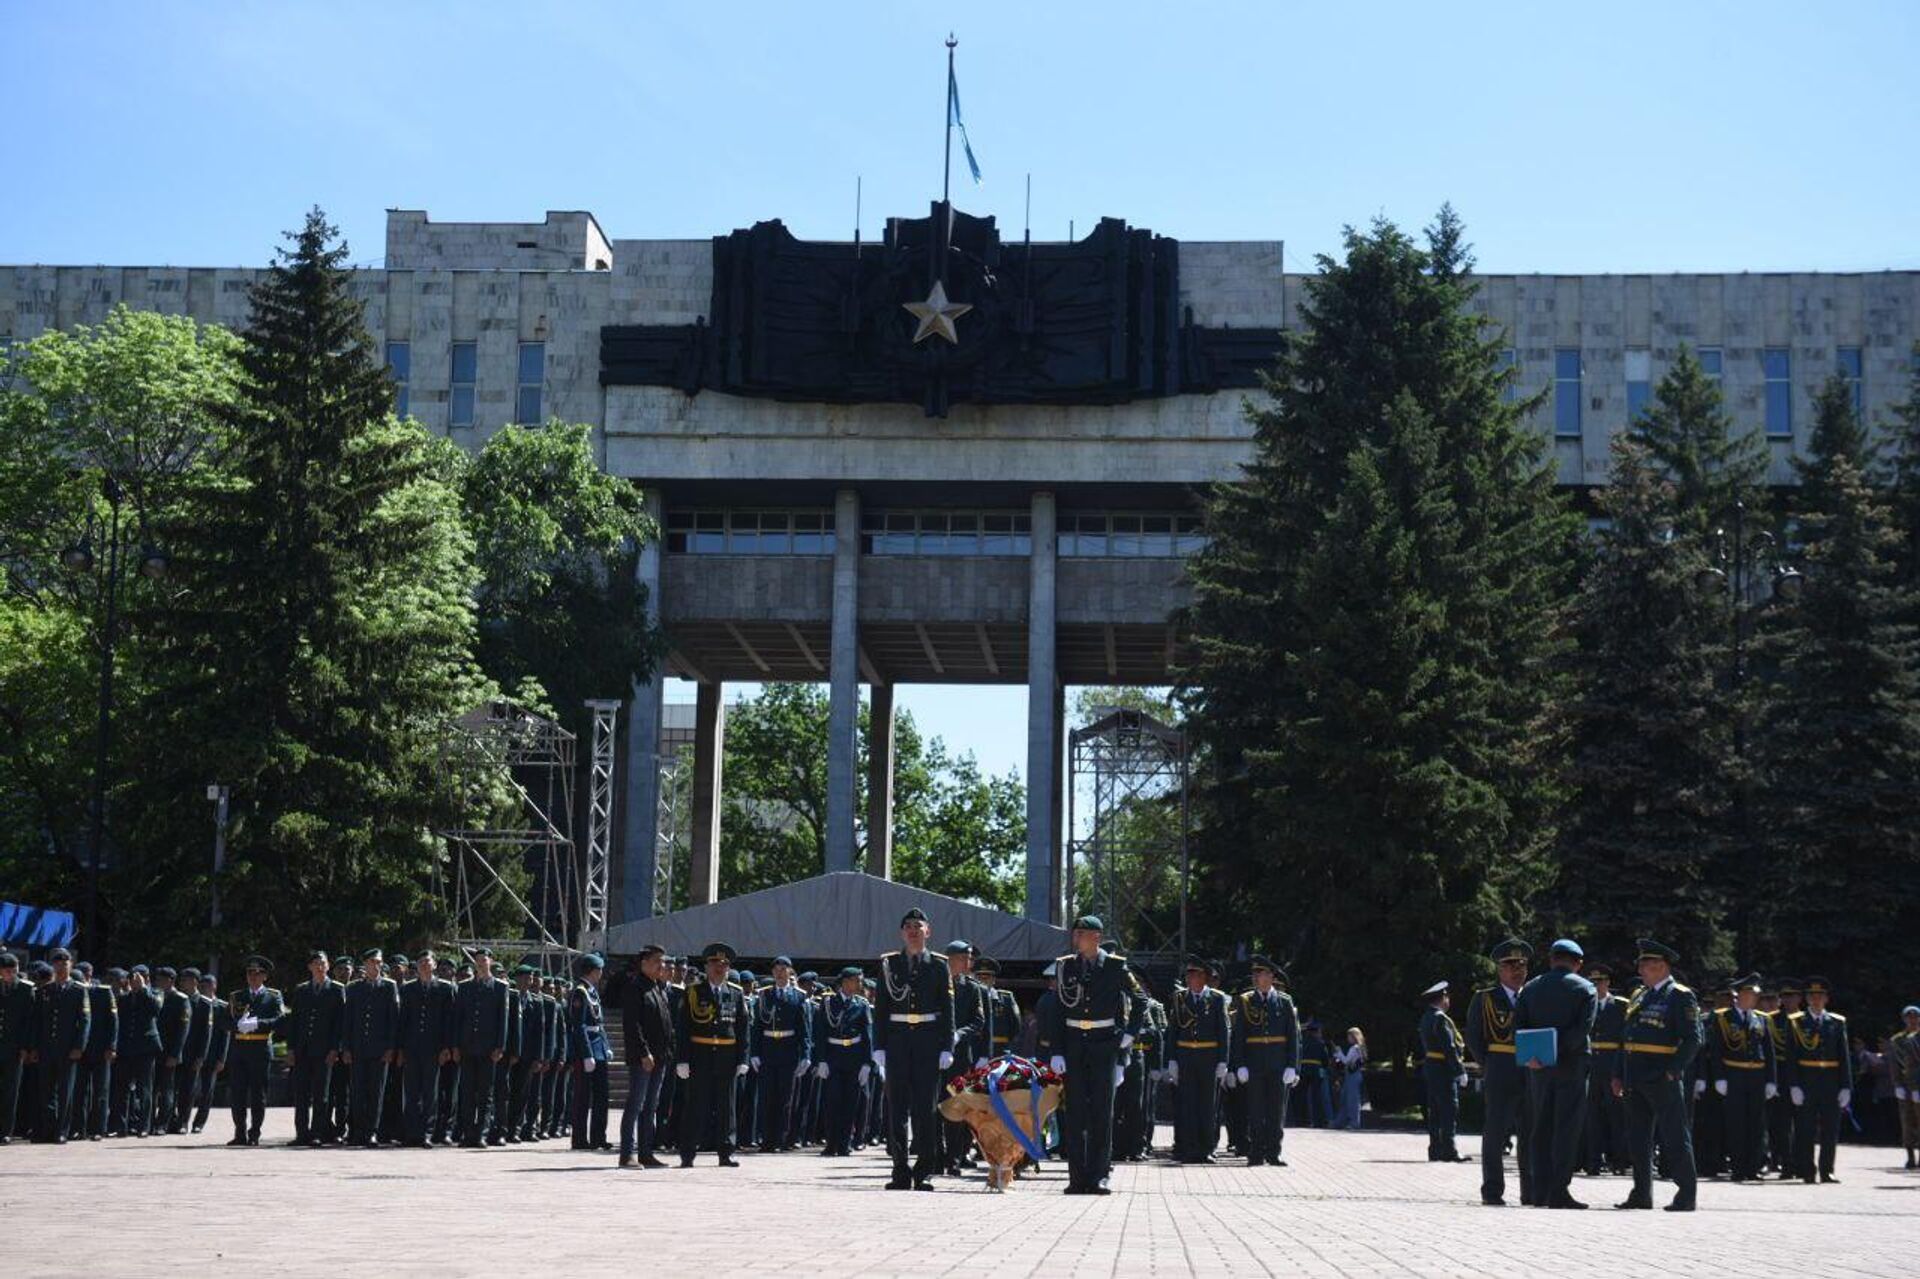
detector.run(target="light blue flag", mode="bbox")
[948,64,982,184]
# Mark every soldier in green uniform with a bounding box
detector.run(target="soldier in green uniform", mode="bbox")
[1582,963,1628,1175]
[1168,956,1231,1163]
[224,955,285,1147]
[1893,1005,1920,1169]
[1690,983,1731,1178]
[675,941,750,1167]
[1114,966,1162,1162]
[1701,973,1774,1182]
[1783,975,1852,1184]
[1767,976,1803,1176]
[0,952,27,1144]
[1417,980,1468,1163]
[1465,940,1533,1204]
[874,909,956,1190]
[1612,939,1700,1211]
[1229,957,1300,1167]
[1045,915,1144,1195]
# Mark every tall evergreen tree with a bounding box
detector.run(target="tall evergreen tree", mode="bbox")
[1630,345,1766,538]
[1181,210,1578,1050]
[1886,342,1920,589]
[124,210,492,961]
[1550,436,1732,970]
[1749,375,1920,1005]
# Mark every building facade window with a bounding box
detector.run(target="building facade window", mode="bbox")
[1554,348,1582,438]
[1837,346,1863,416]
[1625,348,1652,422]
[1697,347,1723,382]
[861,509,1032,556]
[1764,348,1792,437]
[385,341,410,417]
[1496,348,1518,402]
[665,509,835,555]
[450,341,477,428]
[1059,512,1205,558]
[516,341,545,424]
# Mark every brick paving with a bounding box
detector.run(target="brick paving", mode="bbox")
[5,1116,1916,1277]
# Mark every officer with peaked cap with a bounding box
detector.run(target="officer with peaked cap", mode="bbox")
[1582,961,1629,1175]
[225,955,285,1146]
[1230,955,1300,1168]
[1785,975,1851,1184]
[287,948,347,1145]
[676,941,749,1166]
[1702,972,1774,1181]
[874,907,955,1189]
[1418,979,1468,1162]
[1465,939,1532,1203]
[750,954,813,1152]
[1046,915,1144,1194]
[567,953,612,1150]
[453,946,509,1147]
[1169,954,1231,1163]
[818,964,874,1157]
[1613,938,1700,1211]
[941,939,985,1174]
[342,948,400,1147]
[1514,938,1596,1209]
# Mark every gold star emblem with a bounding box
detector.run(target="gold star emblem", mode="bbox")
[902,279,972,345]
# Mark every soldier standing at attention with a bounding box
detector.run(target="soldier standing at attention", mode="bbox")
[1045,916,1143,1195]
[1168,956,1231,1163]
[342,948,400,1147]
[750,956,814,1153]
[1768,977,1804,1176]
[286,949,345,1146]
[453,947,509,1147]
[816,965,873,1158]
[1702,973,1775,1182]
[173,967,212,1134]
[1583,963,1628,1175]
[1513,938,1597,1210]
[1230,957,1300,1168]
[1464,940,1532,1204]
[1612,939,1700,1211]
[224,956,284,1146]
[149,967,192,1135]
[1418,980,1468,1163]
[942,941,985,1174]
[0,952,32,1144]
[117,964,162,1137]
[68,961,117,1141]
[676,941,749,1167]
[568,953,611,1150]
[326,953,355,1143]
[192,972,227,1133]
[1784,975,1852,1185]
[873,908,955,1190]
[1892,1005,1920,1169]
[397,949,457,1147]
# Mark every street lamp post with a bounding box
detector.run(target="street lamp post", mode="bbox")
[208,783,230,974]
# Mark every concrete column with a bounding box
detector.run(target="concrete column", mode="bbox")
[825,488,861,873]
[1025,491,1060,924]
[688,680,725,906]
[866,683,895,879]
[620,488,665,923]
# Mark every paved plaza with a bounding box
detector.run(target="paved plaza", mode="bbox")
[5,1115,1915,1278]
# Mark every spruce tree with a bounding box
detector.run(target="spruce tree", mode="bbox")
[1182,210,1578,1050]
[1886,342,1920,588]
[1551,436,1732,970]
[1630,345,1766,538]
[125,210,491,960]
[1749,374,1920,1006]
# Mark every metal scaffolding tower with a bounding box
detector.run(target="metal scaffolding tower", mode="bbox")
[1065,708,1190,966]
[582,699,620,950]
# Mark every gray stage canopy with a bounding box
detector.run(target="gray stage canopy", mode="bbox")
[602,872,1069,963]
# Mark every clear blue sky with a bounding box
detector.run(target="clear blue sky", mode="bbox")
[7,1,1917,777]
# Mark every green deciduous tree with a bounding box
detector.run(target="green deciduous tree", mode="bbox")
[1181,209,1578,1054]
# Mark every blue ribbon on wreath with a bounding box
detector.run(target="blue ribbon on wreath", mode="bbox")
[986,1055,1048,1163]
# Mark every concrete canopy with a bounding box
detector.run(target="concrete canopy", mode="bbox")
[602,872,1070,964]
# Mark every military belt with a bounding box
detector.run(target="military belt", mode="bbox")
[1424,1051,1450,1060]
[1245,1035,1290,1045]
[234,1033,271,1042]
[1591,1040,1621,1050]
[1626,1043,1678,1055]
[889,1013,939,1025]
[760,1029,795,1039]
[1722,1060,1766,1070]
[1485,1043,1515,1054]
[827,1036,861,1047]
[1066,1018,1115,1031]
[1177,1040,1220,1050]
[1799,1059,1841,1067]
[691,1036,737,1046]
[991,1035,1012,1045]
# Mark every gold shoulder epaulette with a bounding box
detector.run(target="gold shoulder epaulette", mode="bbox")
[1672,982,1693,995]
[1788,1010,1806,1021]
[880,951,899,962]
[725,980,744,992]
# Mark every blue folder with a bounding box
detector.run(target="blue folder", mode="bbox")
[1515,1028,1558,1067]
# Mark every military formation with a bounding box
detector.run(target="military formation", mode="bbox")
[1421,935,1908,1211]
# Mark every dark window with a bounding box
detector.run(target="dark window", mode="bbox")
[516,342,544,424]
[450,341,477,428]
[1837,346,1863,416]
[1626,348,1651,422]
[385,341,410,417]
[1697,347,1723,381]
[1764,348,1791,437]
[1554,349,1582,438]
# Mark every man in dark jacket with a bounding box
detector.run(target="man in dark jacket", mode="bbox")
[0,951,33,1143]
[398,949,458,1146]
[171,967,213,1133]
[68,962,118,1140]
[619,945,676,1167]
[454,947,509,1146]
[342,949,400,1146]
[116,965,163,1137]
[286,949,346,1145]
[192,972,228,1132]
[1514,937,1597,1209]
[152,967,192,1133]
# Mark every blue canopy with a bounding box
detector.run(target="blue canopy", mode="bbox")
[0,901,78,948]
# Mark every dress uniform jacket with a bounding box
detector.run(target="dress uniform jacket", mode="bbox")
[1702,1004,1774,1179]
[81,982,119,1058]
[1782,1008,1851,1181]
[345,978,401,1058]
[1616,978,1702,1205]
[1418,1003,1466,1162]
[119,987,163,1056]
[287,978,347,1059]
[454,977,509,1057]
[1169,985,1232,1161]
[158,988,191,1063]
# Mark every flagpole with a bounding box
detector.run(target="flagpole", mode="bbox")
[943,34,956,207]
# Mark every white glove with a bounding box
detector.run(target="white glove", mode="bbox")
[736,1063,748,1077]
[675,1062,691,1080]
[938,1051,953,1071]
[1283,1067,1298,1087]
[871,1049,886,1075]
[1713,1079,1728,1096]
[795,1060,811,1078]
[858,1064,871,1086]
[236,1016,259,1034]
[1790,1086,1805,1106]
[1897,1086,1909,1101]
[1113,1065,1127,1087]
[1119,1033,1134,1050]
[1766,1083,1779,1100]
[583,1058,597,1074]
[814,1062,829,1080]
[1235,1066,1250,1084]
[1214,1062,1228,1084]
[1838,1089,1851,1109]
[1455,1074,1468,1090]
[973,1057,988,1071]
[1693,1079,1707,1097]
[1166,1061,1179,1086]
[1049,1055,1067,1076]
[750,1055,762,1071]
